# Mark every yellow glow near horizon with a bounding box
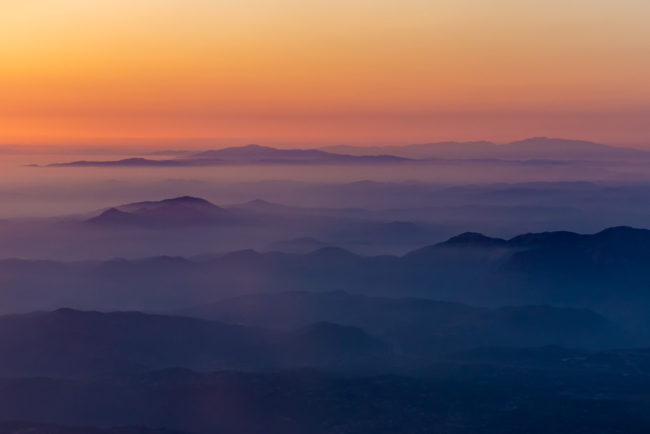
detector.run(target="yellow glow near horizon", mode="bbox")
[1,0,650,145]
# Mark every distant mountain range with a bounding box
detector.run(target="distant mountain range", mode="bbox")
[3,225,650,337]
[188,144,406,163]
[4,211,650,433]
[47,144,410,167]
[322,137,650,160]
[42,138,650,167]
[0,300,626,379]
[80,196,440,254]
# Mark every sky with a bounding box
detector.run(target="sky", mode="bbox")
[1,0,650,147]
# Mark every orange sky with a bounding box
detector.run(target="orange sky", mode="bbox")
[2,0,650,146]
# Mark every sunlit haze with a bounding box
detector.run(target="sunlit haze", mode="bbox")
[2,0,650,146]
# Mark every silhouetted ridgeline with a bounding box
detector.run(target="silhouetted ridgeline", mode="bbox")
[42,139,650,167]
[45,144,412,167]
[0,304,622,378]
[2,224,650,432]
[0,308,397,377]
[2,226,650,329]
[7,184,650,260]
[321,137,650,159]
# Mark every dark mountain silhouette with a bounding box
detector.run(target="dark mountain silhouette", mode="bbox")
[187,144,410,164]
[403,226,650,307]
[0,309,393,378]
[48,158,196,167]
[435,232,509,248]
[87,196,234,227]
[46,145,411,167]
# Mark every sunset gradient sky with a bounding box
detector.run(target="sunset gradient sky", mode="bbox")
[2,0,650,146]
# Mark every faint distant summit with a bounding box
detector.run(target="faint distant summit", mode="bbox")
[87,196,233,227]
[321,137,650,160]
[155,196,216,207]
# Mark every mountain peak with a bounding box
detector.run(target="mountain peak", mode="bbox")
[238,144,270,150]
[593,226,650,242]
[119,196,222,212]
[507,137,608,149]
[596,225,642,235]
[160,196,214,205]
[87,196,228,227]
[99,207,128,216]
[438,232,508,248]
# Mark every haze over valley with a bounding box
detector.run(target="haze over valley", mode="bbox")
[4,0,650,430]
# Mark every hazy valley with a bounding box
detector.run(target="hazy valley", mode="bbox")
[3,141,650,433]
